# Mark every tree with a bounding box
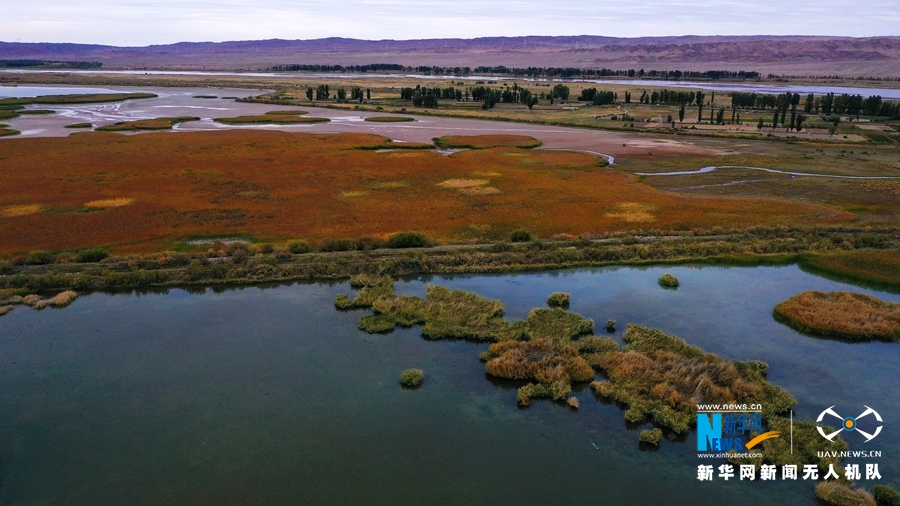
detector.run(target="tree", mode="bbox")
[772,110,779,129]
[306,87,313,101]
[695,91,705,122]
[624,91,631,104]
[716,107,725,125]
[757,118,764,130]
[366,88,371,100]
[552,84,570,101]
[804,93,814,113]
[796,114,806,132]
[678,103,685,122]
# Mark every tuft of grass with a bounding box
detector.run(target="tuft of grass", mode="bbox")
[815,482,876,506]
[19,109,55,115]
[25,250,55,265]
[46,291,78,307]
[386,231,429,249]
[336,275,395,309]
[286,239,312,254]
[605,319,616,331]
[873,485,900,506]
[639,428,663,445]
[567,397,580,409]
[658,273,679,288]
[509,229,532,242]
[0,306,12,316]
[76,248,109,263]
[1,204,42,217]
[547,292,570,308]
[773,291,900,341]
[399,368,424,387]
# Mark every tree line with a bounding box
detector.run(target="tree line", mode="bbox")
[0,60,101,69]
[271,64,405,72]
[305,84,370,102]
[731,91,900,119]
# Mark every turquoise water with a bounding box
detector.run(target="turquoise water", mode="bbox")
[0,265,897,505]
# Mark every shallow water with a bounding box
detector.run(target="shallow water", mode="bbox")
[0,265,897,505]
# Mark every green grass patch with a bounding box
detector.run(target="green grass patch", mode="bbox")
[65,122,92,129]
[214,115,329,125]
[264,110,309,115]
[96,116,199,131]
[547,292,570,308]
[0,93,156,106]
[0,128,20,137]
[193,95,217,99]
[433,135,542,149]
[364,116,415,122]
[815,481,875,506]
[798,249,900,292]
[0,110,18,120]
[18,109,54,115]
[873,485,900,506]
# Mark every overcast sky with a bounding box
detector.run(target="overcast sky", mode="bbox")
[5,0,899,46]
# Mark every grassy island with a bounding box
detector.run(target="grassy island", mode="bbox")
[773,291,900,341]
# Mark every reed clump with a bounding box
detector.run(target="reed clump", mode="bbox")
[815,481,876,506]
[590,324,796,433]
[334,275,395,309]
[873,485,900,506]
[547,292,570,308]
[658,273,679,288]
[639,428,663,445]
[399,368,424,387]
[567,397,580,409]
[774,291,900,341]
[0,306,11,316]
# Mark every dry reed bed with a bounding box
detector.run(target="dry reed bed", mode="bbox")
[773,291,900,341]
[0,290,78,313]
[799,248,900,291]
[0,130,842,256]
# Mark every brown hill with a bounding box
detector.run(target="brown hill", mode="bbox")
[2,35,900,76]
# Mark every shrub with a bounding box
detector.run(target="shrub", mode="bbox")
[658,273,679,288]
[547,292,570,308]
[815,481,875,506]
[259,243,274,254]
[355,236,382,251]
[319,238,356,252]
[509,228,533,242]
[605,319,616,330]
[286,240,312,254]
[386,231,429,249]
[25,250,55,265]
[639,428,663,445]
[400,368,424,387]
[0,261,12,275]
[873,485,900,506]
[76,248,109,263]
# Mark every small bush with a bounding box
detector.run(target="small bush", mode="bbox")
[605,319,616,330]
[658,273,679,288]
[286,240,312,254]
[815,481,875,506]
[547,292,570,308]
[873,485,900,506]
[25,250,55,265]
[76,248,109,263]
[400,368,424,387]
[386,232,429,249]
[0,261,12,275]
[509,228,533,242]
[259,243,274,254]
[334,294,353,309]
[639,428,663,445]
[319,238,356,252]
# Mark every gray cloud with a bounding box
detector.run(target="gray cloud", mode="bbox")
[3,0,898,45]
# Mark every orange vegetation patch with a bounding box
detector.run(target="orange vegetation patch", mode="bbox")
[605,202,657,223]
[434,135,542,149]
[773,291,900,341]
[85,198,135,208]
[1,204,42,218]
[0,130,846,255]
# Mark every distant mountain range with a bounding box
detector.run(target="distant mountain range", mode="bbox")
[2,35,900,76]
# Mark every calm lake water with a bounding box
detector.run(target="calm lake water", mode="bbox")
[0,265,897,505]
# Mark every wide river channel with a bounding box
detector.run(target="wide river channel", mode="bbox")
[1,264,898,505]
